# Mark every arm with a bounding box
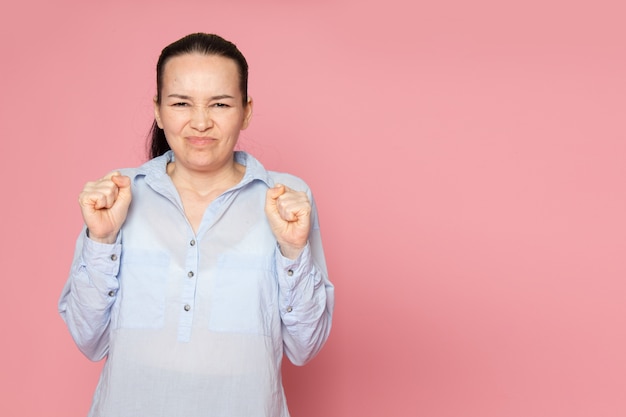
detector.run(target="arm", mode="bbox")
[58,230,122,361]
[276,228,334,366]
[58,171,131,360]
[266,185,334,365]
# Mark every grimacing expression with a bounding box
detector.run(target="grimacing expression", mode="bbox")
[154,53,252,173]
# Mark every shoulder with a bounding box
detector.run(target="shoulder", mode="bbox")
[267,170,311,194]
[118,166,140,180]
[117,152,171,183]
[238,151,312,194]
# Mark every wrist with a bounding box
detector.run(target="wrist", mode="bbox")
[278,242,306,260]
[86,229,118,244]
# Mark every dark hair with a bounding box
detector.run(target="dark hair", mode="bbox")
[148,33,249,159]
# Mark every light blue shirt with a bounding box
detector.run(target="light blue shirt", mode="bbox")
[58,151,334,417]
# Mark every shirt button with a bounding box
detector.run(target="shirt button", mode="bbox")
[184,304,191,311]
[187,271,194,278]
[108,290,115,297]
[190,240,196,246]
[286,306,293,313]
[287,269,294,276]
[110,254,118,261]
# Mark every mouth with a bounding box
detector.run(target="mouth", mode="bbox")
[186,136,217,146]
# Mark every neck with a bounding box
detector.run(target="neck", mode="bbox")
[167,159,245,198]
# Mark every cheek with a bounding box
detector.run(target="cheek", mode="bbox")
[160,112,186,132]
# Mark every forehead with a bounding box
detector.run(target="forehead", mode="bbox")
[161,53,240,94]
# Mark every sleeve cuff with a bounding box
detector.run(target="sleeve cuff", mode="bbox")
[80,230,122,276]
[276,242,313,289]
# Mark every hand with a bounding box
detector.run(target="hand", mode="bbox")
[78,171,132,244]
[265,184,311,259]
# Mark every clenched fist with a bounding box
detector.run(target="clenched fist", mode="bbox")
[78,171,132,244]
[265,184,311,259]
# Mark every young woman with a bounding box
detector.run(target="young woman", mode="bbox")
[59,33,334,417]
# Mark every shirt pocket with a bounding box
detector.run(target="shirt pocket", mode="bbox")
[118,248,170,329]
[208,254,277,336]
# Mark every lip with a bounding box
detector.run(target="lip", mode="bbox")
[186,136,217,146]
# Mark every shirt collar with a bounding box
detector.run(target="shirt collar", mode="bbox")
[134,150,273,188]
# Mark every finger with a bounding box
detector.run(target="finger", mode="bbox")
[111,175,132,202]
[92,188,118,210]
[111,174,130,189]
[281,202,309,222]
[102,170,122,181]
[265,184,286,211]
[268,184,286,199]
[80,178,119,210]
[93,172,130,207]
[278,197,310,223]
[272,187,301,220]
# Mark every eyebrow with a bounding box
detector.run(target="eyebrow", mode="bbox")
[166,94,236,101]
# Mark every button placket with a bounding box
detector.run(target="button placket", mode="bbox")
[178,234,199,342]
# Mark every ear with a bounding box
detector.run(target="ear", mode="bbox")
[153,96,163,129]
[242,96,253,130]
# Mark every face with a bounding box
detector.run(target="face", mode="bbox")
[154,53,252,174]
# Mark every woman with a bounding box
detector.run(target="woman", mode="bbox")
[58,33,334,417]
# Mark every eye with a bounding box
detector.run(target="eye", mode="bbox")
[172,102,189,107]
[212,103,230,108]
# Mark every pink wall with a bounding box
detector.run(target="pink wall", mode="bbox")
[1,1,625,416]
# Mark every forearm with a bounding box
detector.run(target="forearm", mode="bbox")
[58,230,121,361]
[277,238,334,366]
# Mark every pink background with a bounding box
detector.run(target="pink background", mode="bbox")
[1,0,625,416]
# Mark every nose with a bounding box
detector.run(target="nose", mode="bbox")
[190,106,213,131]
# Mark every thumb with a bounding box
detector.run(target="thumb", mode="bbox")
[111,174,132,202]
[266,184,285,203]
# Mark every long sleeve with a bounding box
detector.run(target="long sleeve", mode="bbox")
[58,229,122,361]
[58,152,334,417]
[276,202,334,366]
